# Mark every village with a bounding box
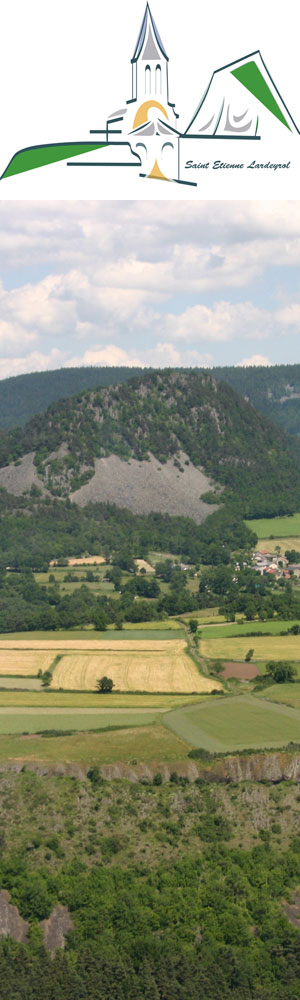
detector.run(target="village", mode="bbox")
[252,549,300,580]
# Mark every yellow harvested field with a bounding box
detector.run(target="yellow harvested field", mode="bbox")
[0,639,185,652]
[201,634,300,661]
[134,559,154,573]
[0,651,55,676]
[51,648,219,693]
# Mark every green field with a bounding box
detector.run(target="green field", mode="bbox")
[0,628,184,642]
[258,682,300,709]
[202,619,300,638]
[0,724,189,764]
[165,694,300,751]
[246,512,300,539]
[0,707,161,735]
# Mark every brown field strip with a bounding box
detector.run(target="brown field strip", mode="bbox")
[51,650,219,693]
[0,651,55,677]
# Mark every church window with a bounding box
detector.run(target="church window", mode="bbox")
[145,65,151,93]
[155,65,162,94]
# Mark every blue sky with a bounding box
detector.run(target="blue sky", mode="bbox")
[0,200,299,378]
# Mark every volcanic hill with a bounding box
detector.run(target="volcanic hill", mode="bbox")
[0,370,299,520]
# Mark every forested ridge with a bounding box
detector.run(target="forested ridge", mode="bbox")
[0,772,300,999]
[211,364,300,436]
[2,363,300,437]
[0,370,300,517]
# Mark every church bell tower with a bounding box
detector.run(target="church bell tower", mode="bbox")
[131,4,170,109]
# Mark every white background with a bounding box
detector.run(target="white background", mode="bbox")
[1,0,299,199]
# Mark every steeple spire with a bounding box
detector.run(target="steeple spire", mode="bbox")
[132,4,168,63]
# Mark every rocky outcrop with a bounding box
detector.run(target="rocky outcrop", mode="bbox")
[0,890,28,942]
[0,751,300,784]
[42,905,73,953]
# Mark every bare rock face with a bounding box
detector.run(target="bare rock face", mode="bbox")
[42,905,73,953]
[0,890,28,942]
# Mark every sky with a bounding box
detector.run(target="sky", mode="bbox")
[0,200,300,379]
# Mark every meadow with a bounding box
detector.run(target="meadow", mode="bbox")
[0,724,188,764]
[245,512,300,538]
[201,633,300,663]
[201,619,300,638]
[165,694,300,752]
[0,707,161,735]
[258,682,300,709]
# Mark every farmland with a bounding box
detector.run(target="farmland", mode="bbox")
[0,724,189,765]
[0,633,216,694]
[0,650,55,676]
[258,682,300,709]
[200,633,300,662]
[245,512,300,538]
[165,694,300,752]
[201,619,300,638]
[0,706,161,735]
[50,643,216,694]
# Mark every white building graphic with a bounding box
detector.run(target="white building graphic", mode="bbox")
[105,4,180,180]
[1,2,299,189]
[98,3,298,184]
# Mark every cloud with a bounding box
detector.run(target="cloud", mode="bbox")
[164,301,273,343]
[237,354,271,367]
[0,201,300,377]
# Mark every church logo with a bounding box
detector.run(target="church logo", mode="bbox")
[1,3,299,186]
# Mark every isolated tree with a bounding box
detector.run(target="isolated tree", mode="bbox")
[96,676,114,693]
[189,619,198,633]
[213,660,224,675]
[266,660,297,684]
[245,649,254,662]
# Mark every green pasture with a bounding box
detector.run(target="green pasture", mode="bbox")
[0,724,189,765]
[0,628,183,642]
[258,682,300,710]
[246,512,300,539]
[0,707,161,735]
[202,619,300,638]
[165,694,300,752]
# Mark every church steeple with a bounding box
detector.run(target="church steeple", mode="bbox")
[132,4,168,64]
[131,5,169,104]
